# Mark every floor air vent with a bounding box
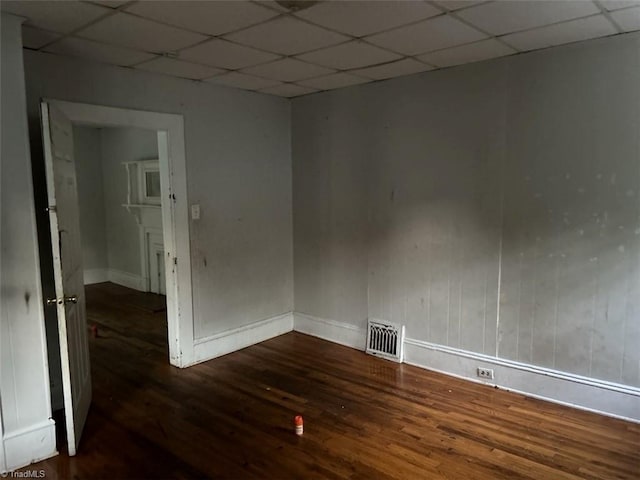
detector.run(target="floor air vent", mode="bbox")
[366,320,405,363]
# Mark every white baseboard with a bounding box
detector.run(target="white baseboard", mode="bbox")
[190,312,294,366]
[404,338,640,423]
[83,268,108,285]
[293,312,366,350]
[107,268,145,292]
[1,419,57,473]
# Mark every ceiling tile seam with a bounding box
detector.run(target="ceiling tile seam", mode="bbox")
[494,12,619,46]
[592,1,625,33]
[472,10,612,38]
[442,7,520,53]
[120,2,284,39]
[30,6,121,52]
[171,36,288,68]
[248,1,287,15]
[290,6,449,39]
[427,0,493,14]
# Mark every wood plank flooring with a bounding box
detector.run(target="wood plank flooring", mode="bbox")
[26,283,639,479]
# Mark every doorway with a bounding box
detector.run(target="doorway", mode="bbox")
[41,100,193,456]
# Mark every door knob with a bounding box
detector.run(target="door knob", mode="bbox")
[46,295,78,305]
[64,295,78,304]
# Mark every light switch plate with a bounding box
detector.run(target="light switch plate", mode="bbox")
[191,204,200,220]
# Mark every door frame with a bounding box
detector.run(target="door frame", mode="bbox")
[48,99,193,367]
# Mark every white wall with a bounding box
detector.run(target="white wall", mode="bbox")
[292,32,640,420]
[100,126,159,281]
[23,50,293,340]
[74,127,108,275]
[0,13,56,473]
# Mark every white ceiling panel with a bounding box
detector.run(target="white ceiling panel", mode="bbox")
[205,71,281,90]
[21,26,61,49]
[125,1,278,36]
[433,1,487,11]
[295,1,440,37]
[78,12,207,53]
[180,39,280,70]
[88,1,130,8]
[224,16,349,55]
[418,38,515,67]
[45,36,156,66]
[1,1,110,33]
[298,72,369,90]
[502,15,617,51]
[260,83,318,98]
[601,1,640,11]
[351,58,433,80]
[367,14,486,55]
[242,58,335,82]
[457,1,600,36]
[135,56,225,80]
[610,6,640,31]
[296,41,402,69]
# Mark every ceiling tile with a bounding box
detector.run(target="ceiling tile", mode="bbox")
[78,12,207,53]
[44,36,155,66]
[260,83,318,98]
[351,58,433,80]
[242,58,335,82]
[180,39,280,70]
[601,1,640,11]
[135,56,225,80]
[224,16,349,55]
[295,1,440,37]
[296,41,402,69]
[610,6,640,31]
[1,1,110,33]
[21,26,61,49]
[253,1,291,13]
[124,1,278,36]
[457,1,600,36]
[205,72,281,90]
[418,38,516,67]
[501,15,617,51]
[367,14,486,55]
[298,72,369,90]
[88,1,130,7]
[433,1,487,11]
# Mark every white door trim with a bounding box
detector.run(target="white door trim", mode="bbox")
[48,99,193,367]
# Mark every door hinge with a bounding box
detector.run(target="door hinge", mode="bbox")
[46,206,56,212]
[174,257,177,265]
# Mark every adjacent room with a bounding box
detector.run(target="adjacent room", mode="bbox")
[1,0,639,478]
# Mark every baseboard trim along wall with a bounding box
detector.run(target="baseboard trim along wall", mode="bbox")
[191,312,294,365]
[288,313,640,423]
[107,269,144,291]
[293,312,366,351]
[83,268,108,285]
[83,268,145,291]
[1,419,57,473]
[403,338,640,423]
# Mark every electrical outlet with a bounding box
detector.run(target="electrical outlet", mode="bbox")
[477,367,494,380]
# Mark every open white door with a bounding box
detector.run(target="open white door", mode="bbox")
[41,101,92,456]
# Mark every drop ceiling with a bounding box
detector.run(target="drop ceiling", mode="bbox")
[3,0,639,98]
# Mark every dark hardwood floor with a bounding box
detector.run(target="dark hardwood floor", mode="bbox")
[27,282,639,479]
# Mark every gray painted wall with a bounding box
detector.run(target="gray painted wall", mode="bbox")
[293,32,640,388]
[74,126,108,271]
[0,13,55,467]
[100,127,158,276]
[23,50,293,340]
[74,126,159,279]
